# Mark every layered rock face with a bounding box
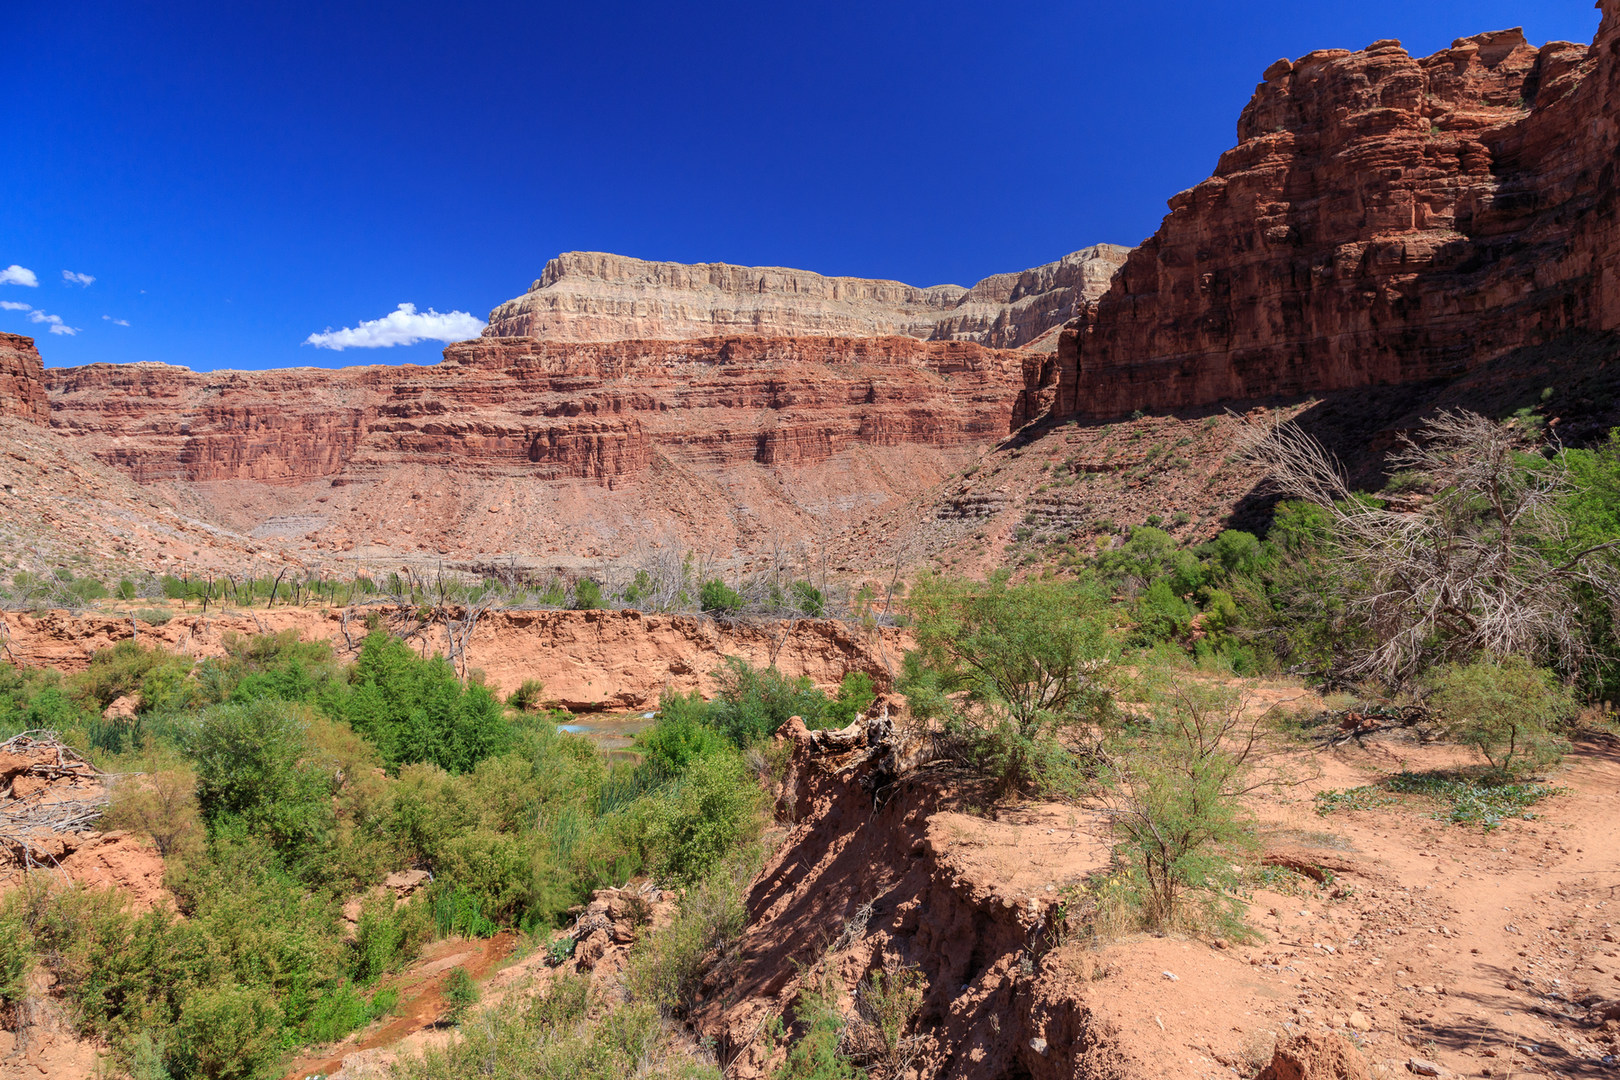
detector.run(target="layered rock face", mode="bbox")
[1022,10,1620,422]
[0,334,50,424]
[46,336,1022,487]
[483,247,1128,350]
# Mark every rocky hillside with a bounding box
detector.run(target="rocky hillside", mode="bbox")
[0,333,50,424]
[482,247,1130,350]
[1021,12,1620,423]
[33,335,1023,567]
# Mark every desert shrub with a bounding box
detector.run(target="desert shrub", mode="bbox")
[103,758,206,861]
[0,901,32,1024]
[326,632,510,773]
[791,579,826,617]
[824,671,876,727]
[636,698,728,779]
[435,829,536,927]
[699,578,744,615]
[441,966,480,1025]
[1430,656,1575,778]
[1103,684,1261,932]
[646,751,765,884]
[847,964,924,1078]
[174,699,336,862]
[73,639,194,713]
[571,579,605,610]
[351,893,430,984]
[706,657,829,745]
[627,852,755,1017]
[433,884,499,939]
[775,969,860,1080]
[506,678,546,711]
[905,573,1117,794]
[174,983,283,1080]
[395,973,712,1080]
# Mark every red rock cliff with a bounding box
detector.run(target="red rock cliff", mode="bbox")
[45,336,1023,486]
[0,334,49,424]
[1021,7,1620,422]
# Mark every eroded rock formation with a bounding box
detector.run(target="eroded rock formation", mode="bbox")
[45,335,1023,487]
[1021,9,1620,423]
[0,334,50,424]
[483,247,1129,350]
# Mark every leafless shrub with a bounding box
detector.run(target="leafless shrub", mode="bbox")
[1240,409,1620,684]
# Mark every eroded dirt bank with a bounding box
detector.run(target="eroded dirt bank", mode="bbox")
[697,713,1620,1079]
[0,607,906,709]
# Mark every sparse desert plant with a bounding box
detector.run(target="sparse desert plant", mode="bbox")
[1102,684,1264,932]
[846,963,924,1078]
[1430,655,1575,778]
[103,759,205,861]
[441,966,480,1024]
[626,850,756,1018]
[506,678,546,711]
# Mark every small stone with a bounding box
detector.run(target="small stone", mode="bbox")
[1029,1037,1047,1055]
[1348,1011,1372,1032]
[1163,970,1179,981]
[1407,1057,1443,1077]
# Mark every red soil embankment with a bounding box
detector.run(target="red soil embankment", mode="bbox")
[0,607,906,709]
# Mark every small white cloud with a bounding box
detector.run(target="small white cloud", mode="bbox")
[0,301,31,312]
[62,270,95,287]
[28,310,79,336]
[101,315,131,326]
[303,302,485,350]
[0,265,39,287]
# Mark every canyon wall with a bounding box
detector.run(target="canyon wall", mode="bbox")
[45,335,1022,487]
[0,334,50,424]
[483,246,1129,350]
[1021,9,1620,423]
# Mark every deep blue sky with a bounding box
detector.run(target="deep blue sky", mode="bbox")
[3,1,1602,371]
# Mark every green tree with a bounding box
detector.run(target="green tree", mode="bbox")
[905,573,1117,792]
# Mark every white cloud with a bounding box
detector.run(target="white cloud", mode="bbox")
[28,310,79,336]
[62,270,95,287]
[102,315,131,326]
[0,265,38,287]
[303,303,485,350]
[0,301,31,312]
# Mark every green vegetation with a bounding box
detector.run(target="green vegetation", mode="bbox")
[1431,656,1575,778]
[1316,772,1564,829]
[0,631,799,1080]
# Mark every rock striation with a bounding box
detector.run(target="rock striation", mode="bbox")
[45,336,1023,487]
[0,334,50,424]
[1021,9,1620,423]
[482,247,1129,350]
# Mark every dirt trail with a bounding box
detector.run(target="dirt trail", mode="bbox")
[0,606,907,707]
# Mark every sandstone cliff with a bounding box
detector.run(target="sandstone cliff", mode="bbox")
[1021,11,1620,422]
[42,335,1025,562]
[0,334,50,424]
[482,247,1129,350]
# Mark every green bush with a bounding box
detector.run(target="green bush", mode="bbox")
[506,678,546,711]
[700,579,744,615]
[906,573,1117,794]
[636,696,728,779]
[647,752,765,884]
[571,579,605,610]
[824,671,876,727]
[442,966,480,1025]
[325,633,510,774]
[791,580,826,618]
[706,658,829,745]
[1431,656,1575,778]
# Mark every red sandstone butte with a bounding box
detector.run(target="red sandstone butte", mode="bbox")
[1019,9,1620,423]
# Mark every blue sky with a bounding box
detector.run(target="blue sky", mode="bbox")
[3,1,1602,371]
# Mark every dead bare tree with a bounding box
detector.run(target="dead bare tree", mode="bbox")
[1241,409,1620,683]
